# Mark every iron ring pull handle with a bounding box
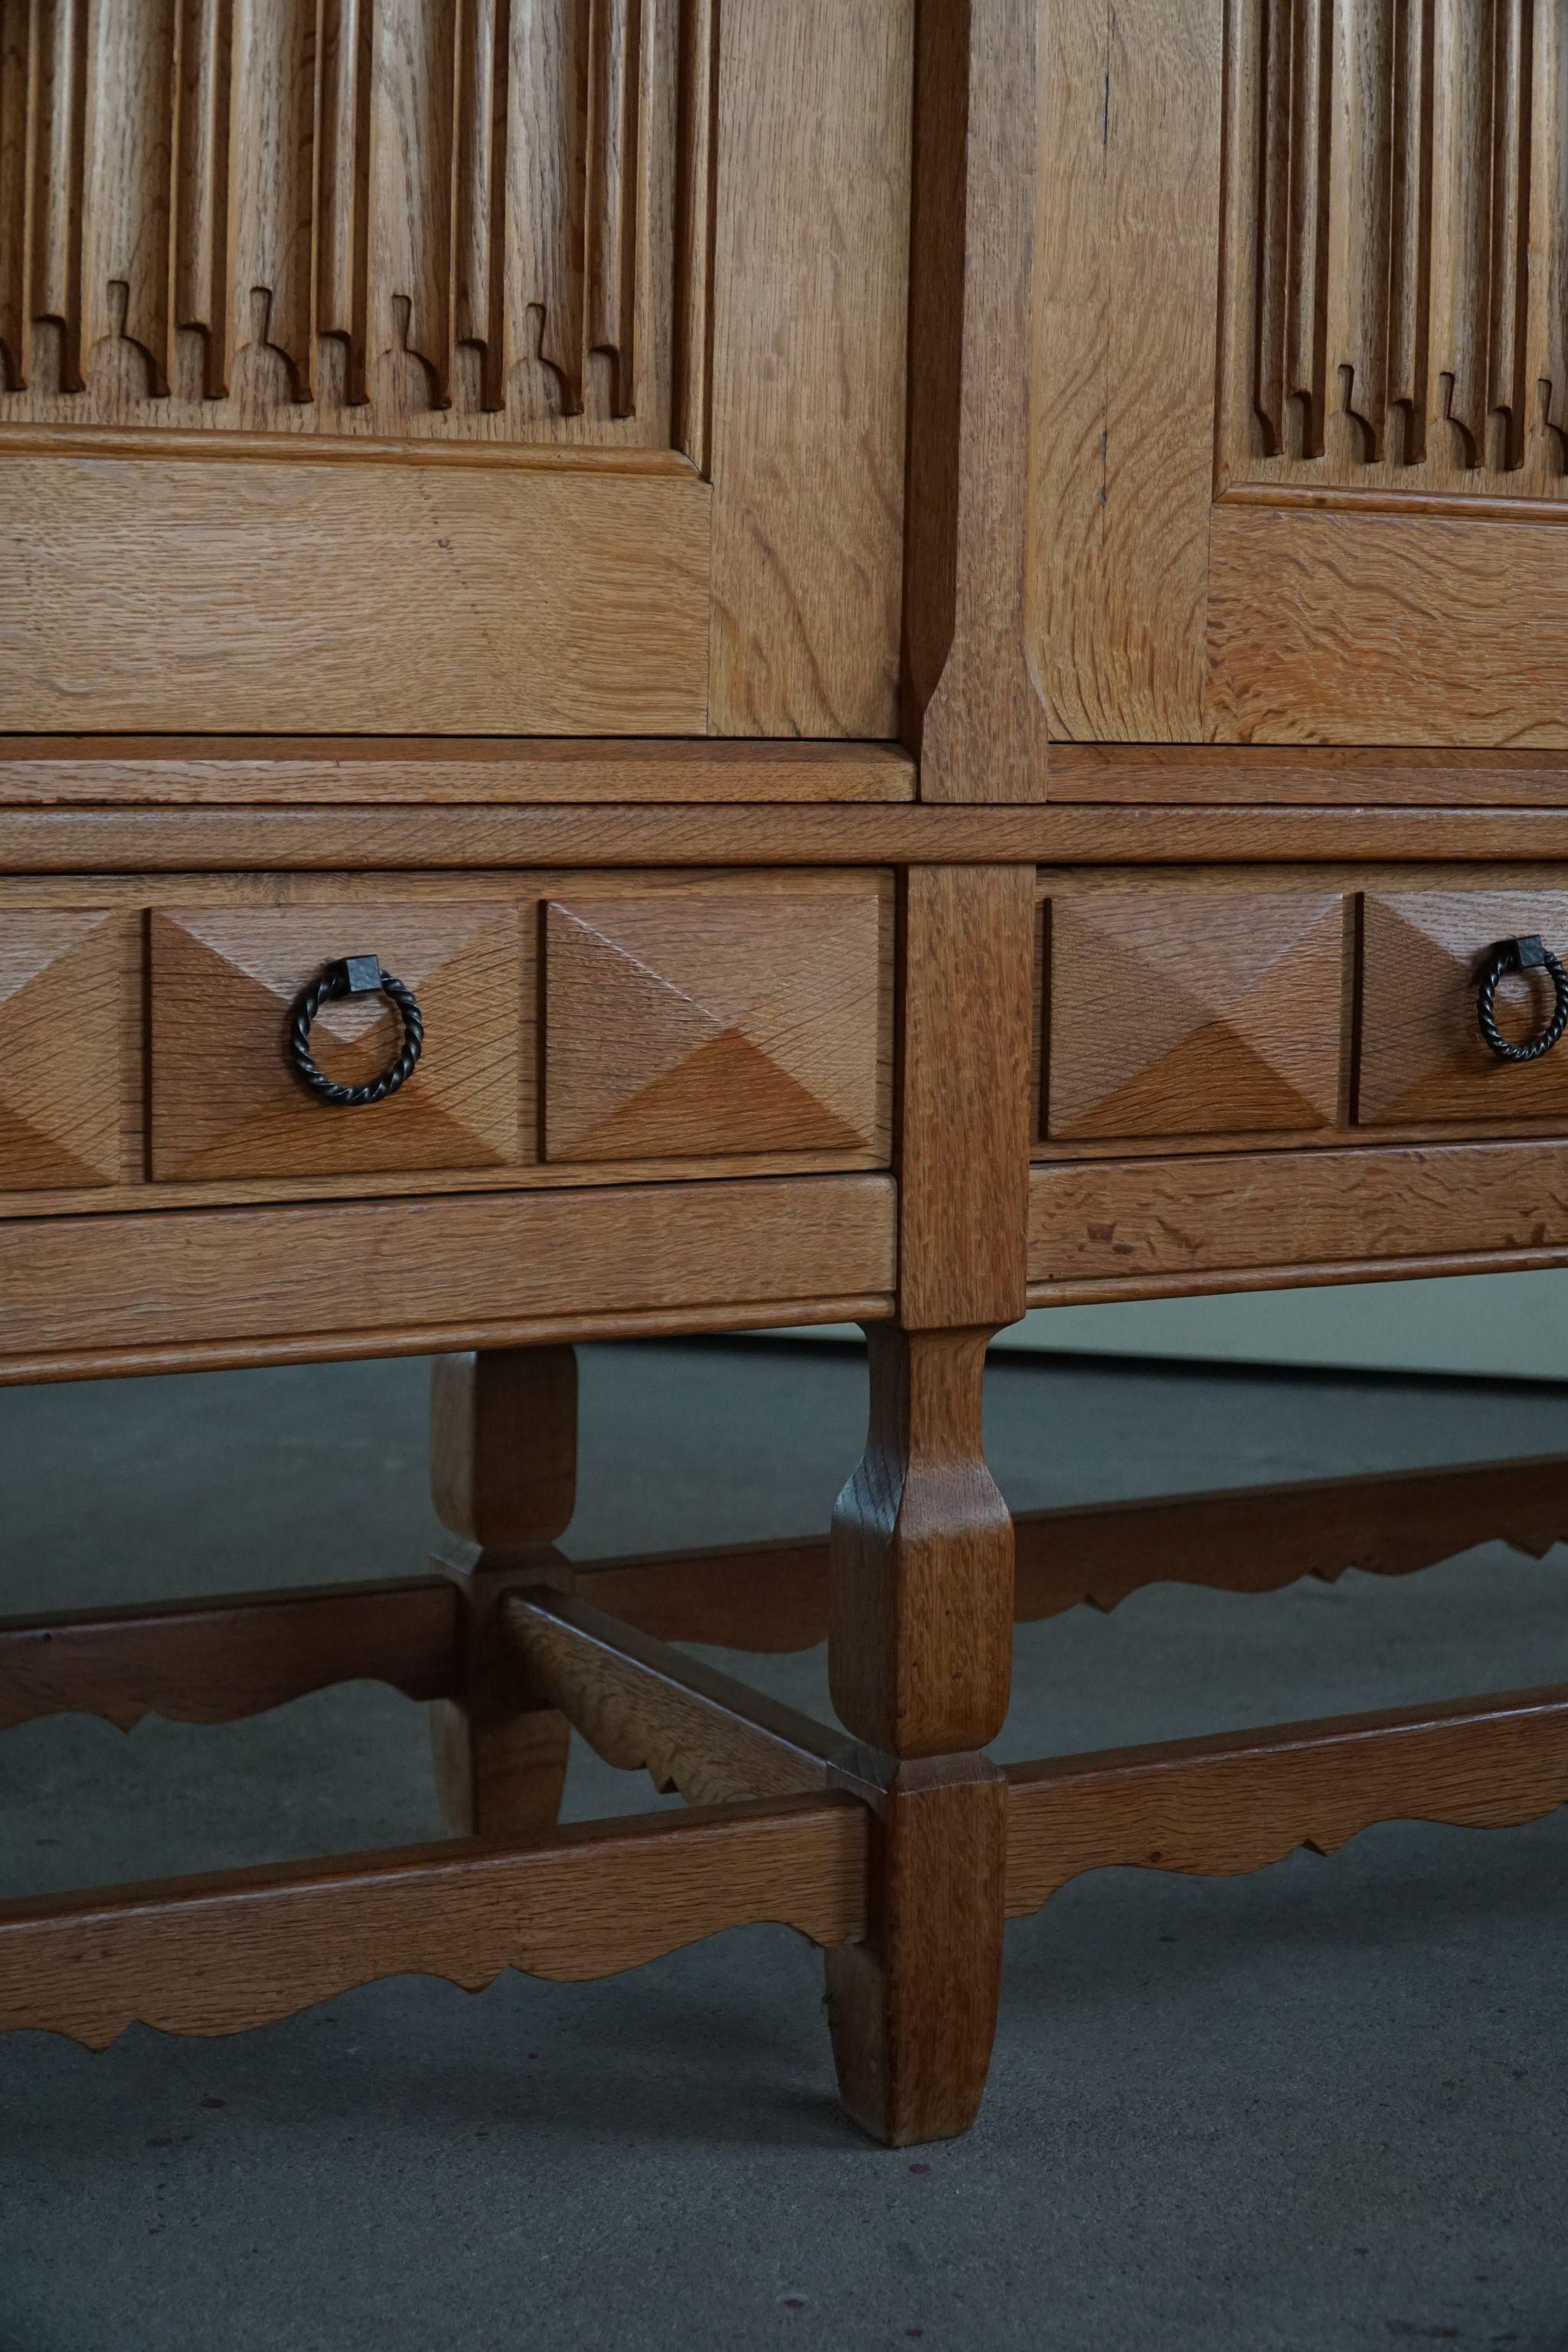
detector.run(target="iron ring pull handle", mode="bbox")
[1475,935,1568,1066]
[288,956,425,1108]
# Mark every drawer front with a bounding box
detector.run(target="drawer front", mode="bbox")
[151,904,528,1182]
[1359,891,1568,1126]
[1045,883,1349,1140]
[0,910,135,1191]
[544,886,889,1163]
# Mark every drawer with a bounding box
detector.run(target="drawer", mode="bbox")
[1044,881,1350,1140]
[1359,890,1568,1125]
[0,910,136,1191]
[151,904,528,1182]
[140,874,890,1191]
[543,884,889,1162]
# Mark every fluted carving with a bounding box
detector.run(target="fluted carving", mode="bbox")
[1237,0,1568,489]
[0,0,683,439]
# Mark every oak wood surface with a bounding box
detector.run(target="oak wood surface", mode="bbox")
[706,0,911,737]
[0,1174,897,1380]
[0,1578,457,1735]
[1028,1140,1568,1298]
[1047,746,1568,808]
[0,738,916,808]
[150,902,528,1181]
[426,1347,580,1840]
[31,805,1568,874]
[905,0,1050,799]
[0,457,712,736]
[1358,889,1568,1125]
[543,884,891,1164]
[0,906,132,1189]
[505,1589,844,1808]
[1046,884,1351,1140]
[1004,1686,1568,1917]
[0,1797,871,2048]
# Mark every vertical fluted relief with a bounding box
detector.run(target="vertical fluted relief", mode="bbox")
[0,0,681,439]
[1243,0,1568,490]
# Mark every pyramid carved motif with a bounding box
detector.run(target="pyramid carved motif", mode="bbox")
[1047,890,1347,1140]
[544,893,885,1163]
[0,911,126,1190]
[151,905,525,1181]
[1359,893,1568,1125]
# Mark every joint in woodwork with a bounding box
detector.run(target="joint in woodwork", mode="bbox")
[829,1326,1014,1759]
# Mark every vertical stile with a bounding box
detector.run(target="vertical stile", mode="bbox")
[1488,0,1531,465]
[315,0,372,401]
[83,0,178,394]
[1534,0,1568,447]
[172,0,235,396]
[452,0,511,407]
[586,0,639,413]
[511,0,590,412]
[671,0,717,465]
[230,0,320,398]
[0,6,28,386]
[1254,0,1293,447]
[1431,0,1494,463]
[28,0,90,389]
[1285,0,1334,451]
[1388,0,1434,459]
[1329,0,1395,454]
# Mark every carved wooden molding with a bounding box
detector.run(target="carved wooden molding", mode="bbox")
[503,1589,845,1808]
[1226,0,1568,499]
[1005,1684,1568,1916]
[0,0,701,448]
[0,1796,871,2048]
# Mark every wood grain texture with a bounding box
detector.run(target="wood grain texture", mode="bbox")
[0,1174,897,1378]
[1207,504,1568,748]
[0,737,916,808]
[0,456,710,733]
[825,1757,1008,2147]
[1223,0,1568,498]
[0,0,687,447]
[1358,888,1568,1123]
[544,885,890,1162]
[1005,1686,1568,1917]
[0,1796,871,2047]
[505,1589,844,1807]
[566,1446,1568,1649]
[1028,1139,1568,1294]
[899,865,1035,1330]
[706,0,910,737]
[150,902,527,1180]
[1046,884,1349,1139]
[1032,0,1222,741]
[0,908,131,1188]
[0,1576,456,1733]
[426,1346,580,1840]
[908,0,1050,798]
[829,1326,1014,1762]
[29,804,1568,874]
[1047,746,1568,807]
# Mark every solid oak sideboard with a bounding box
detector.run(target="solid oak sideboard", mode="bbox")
[3,0,1568,2148]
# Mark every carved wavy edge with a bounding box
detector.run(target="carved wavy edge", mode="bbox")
[0,1795,868,2050]
[1004,1683,1568,1919]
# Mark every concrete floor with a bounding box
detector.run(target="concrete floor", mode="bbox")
[1,1340,1565,2352]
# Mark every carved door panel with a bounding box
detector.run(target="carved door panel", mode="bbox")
[1034,0,1568,749]
[0,0,911,740]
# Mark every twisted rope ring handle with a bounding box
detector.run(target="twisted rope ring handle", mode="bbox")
[288,956,425,1108]
[1475,935,1568,1066]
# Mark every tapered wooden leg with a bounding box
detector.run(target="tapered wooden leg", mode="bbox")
[427,1347,578,1838]
[825,864,1035,2145]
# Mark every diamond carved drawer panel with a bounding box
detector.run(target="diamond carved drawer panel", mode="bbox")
[150,904,526,1182]
[1359,891,1568,1125]
[543,883,891,1165]
[0,911,132,1191]
[1045,884,1350,1141]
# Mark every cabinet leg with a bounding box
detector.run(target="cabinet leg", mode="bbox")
[825,1325,1014,2145]
[426,1347,578,1840]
